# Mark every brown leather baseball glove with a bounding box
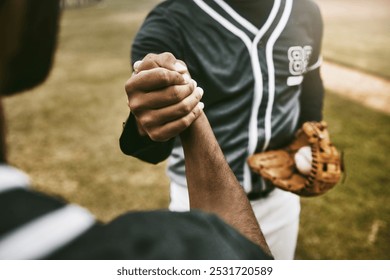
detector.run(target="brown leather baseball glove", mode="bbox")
[247,121,343,196]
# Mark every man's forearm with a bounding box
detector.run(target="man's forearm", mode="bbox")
[180,113,272,255]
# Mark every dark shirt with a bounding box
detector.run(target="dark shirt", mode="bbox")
[120,0,324,192]
[0,166,271,260]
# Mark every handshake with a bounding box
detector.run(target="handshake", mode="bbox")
[125,52,205,142]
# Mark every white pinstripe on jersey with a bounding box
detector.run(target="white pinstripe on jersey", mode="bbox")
[192,0,293,192]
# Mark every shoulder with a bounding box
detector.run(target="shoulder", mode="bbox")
[147,0,198,18]
[290,0,323,36]
[137,0,197,35]
[51,210,271,260]
[293,0,322,20]
[132,0,206,59]
[125,210,272,259]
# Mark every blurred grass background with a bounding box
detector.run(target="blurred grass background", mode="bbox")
[317,0,390,79]
[3,0,389,259]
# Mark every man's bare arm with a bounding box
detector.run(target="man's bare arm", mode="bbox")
[180,113,272,256]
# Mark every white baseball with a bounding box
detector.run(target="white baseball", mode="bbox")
[294,146,312,175]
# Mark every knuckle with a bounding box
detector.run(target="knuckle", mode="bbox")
[139,54,158,70]
[149,129,166,142]
[127,100,138,112]
[183,118,192,128]
[127,96,142,112]
[170,86,183,102]
[138,114,153,128]
[124,79,135,93]
[169,83,192,102]
[180,116,191,128]
[144,53,156,61]
[161,52,175,60]
[181,102,192,114]
[184,83,194,96]
[190,108,199,121]
[157,69,172,85]
[143,117,155,128]
[148,131,159,141]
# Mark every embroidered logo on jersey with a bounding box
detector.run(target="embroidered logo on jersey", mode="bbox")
[288,46,312,75]
[287,46,312,86]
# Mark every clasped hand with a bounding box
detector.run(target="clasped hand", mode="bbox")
[125,52,204,142]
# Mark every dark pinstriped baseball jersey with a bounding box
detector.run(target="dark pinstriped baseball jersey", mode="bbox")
[121,0,324,192]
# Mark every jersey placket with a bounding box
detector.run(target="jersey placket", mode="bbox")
[193,0,293,191]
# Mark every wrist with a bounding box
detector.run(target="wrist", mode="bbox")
[180,111,208,141]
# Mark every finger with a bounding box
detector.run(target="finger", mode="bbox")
[141,87,204,126]
[148,102,205,142]
[129,84,194,112]
[134,54,190,77]
[155,86,204,122]
[125,67,188,94]
[130,80,197,111]
[137,52,177,72]
[174,60,189,74]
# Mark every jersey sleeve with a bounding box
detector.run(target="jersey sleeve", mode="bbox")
[306,1,323,72]
[131,3,184,63]
[119,113,175,164]
[299,1,325,124]
[119,3,184,163]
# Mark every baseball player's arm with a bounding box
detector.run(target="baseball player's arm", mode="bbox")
[299,68,324,125]
[180,113,271,255]
[299,1,324,126]
[120,4,186,163]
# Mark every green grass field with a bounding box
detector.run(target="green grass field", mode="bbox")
[4,0,389,259]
